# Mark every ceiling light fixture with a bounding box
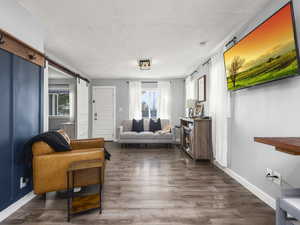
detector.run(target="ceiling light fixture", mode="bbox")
[138,58,151,70]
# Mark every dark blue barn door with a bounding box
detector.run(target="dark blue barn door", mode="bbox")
[0,49,13,210]
[12,55,42,200]
[0,52,43,211]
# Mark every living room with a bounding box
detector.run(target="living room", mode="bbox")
[0,0,300,224]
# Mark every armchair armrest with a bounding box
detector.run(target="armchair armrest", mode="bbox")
[33,148,104,194]
[70,138,104,150]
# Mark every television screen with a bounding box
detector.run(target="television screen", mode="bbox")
[224,2,299,91]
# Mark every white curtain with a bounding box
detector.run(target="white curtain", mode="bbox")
[208,52,230,167]
[129,81,142,119]
[157,81,171,120]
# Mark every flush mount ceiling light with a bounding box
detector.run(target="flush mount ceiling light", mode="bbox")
[138,58,151,70]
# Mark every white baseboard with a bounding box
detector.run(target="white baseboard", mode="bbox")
[0,191,36,222]
[214,161,276,209]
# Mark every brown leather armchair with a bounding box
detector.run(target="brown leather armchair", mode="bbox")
[32,138,105,195]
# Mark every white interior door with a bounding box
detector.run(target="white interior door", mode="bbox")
[76,79,89,139]
[92,86,115,140]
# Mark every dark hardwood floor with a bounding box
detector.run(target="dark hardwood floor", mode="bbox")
[1,143,275,225]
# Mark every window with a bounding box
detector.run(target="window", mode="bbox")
[49,88,70,117]
[141,89,159,119]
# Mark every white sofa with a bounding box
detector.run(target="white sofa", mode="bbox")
[118,119,175,144]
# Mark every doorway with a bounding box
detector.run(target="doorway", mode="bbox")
[48,66,76,138]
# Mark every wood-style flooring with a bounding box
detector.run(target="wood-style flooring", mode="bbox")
[1,143,275,225]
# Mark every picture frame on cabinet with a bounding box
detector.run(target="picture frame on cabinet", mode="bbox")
[198,75,206,102]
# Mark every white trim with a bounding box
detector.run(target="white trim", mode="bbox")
[0,192,36,222]
[92,86,116,141]
[43,61,49,131]
[214,161,276,209]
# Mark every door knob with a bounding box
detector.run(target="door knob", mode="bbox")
[94,112,98,120]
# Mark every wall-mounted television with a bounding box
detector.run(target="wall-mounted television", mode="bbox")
[224,2,300,91]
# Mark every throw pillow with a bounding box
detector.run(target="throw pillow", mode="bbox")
[57,129,71,144]
[132,119,144,132]
[149,118,162,132]
[162,124,172,133]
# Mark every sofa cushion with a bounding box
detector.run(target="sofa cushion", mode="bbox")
[120,131,154,139]
[152,132,173,139]
[120,131,173,140]
[120,131,139,139]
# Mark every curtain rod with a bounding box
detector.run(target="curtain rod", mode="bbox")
[190,70,198,77]
[202,58,211,67]
[46,57,90,83]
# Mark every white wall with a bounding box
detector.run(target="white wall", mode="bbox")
[227,0,300,199]
[0,0,44,52]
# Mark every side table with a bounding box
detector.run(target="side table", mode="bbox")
[67,159,104,222]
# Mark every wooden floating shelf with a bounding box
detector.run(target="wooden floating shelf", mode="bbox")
[254,137,300,155]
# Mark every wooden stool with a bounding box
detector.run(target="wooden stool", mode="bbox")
[67,159,104,222]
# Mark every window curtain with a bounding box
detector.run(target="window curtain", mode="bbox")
[129,81,142,119]
[157,81,171,120]
[208,52,230,167]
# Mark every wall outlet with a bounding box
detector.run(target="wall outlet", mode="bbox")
[20,177,28,189]
[265,168,273,180]
[273,171,281,185]
[265,168,281,185]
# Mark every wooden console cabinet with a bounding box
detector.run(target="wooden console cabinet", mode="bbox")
[180,117,213,161]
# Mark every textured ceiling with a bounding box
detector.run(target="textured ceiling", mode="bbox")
[17,0,271,79]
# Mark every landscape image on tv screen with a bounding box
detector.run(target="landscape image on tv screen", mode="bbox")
[224,2,299,91]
